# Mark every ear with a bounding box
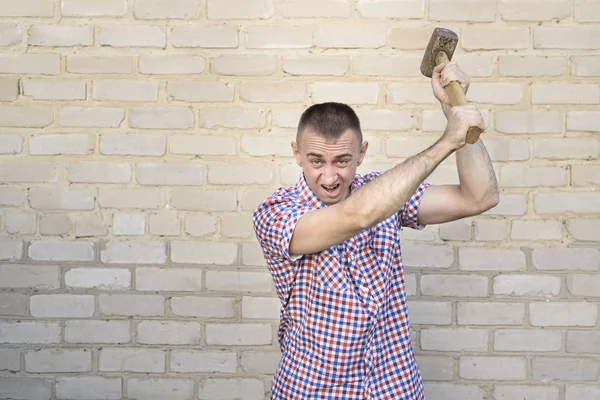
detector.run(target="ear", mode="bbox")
[291,142,302,167]
[357,141,369,166]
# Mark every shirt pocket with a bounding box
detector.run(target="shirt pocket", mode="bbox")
[317,247,348,292]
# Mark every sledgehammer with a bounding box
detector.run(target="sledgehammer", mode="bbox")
[420,27,483,144]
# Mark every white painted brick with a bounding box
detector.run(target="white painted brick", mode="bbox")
[25,349,91,373]
[101,241,166,264]
[568,111,600,132]
[207,0,274,19]
[30,188,94,210]
[358,0,424,18]
[535,192,600,214]
[407,301,452,325]
[99,294,164,317]
[136,162,203,185]
[241,81,306,103]
[494,385,559,400]
[572,56,600,77]
[171,189,237,211]
[99,187,166,209]
[171,351,237,373]
[439,219,471,241]
[129,107,194,129]
[390,27,435,49]
[29,240,94,262]
[93,80,158,101]
[567,330,600,354]
[205,271,272,292]
[493,275,561,297]
[136,267,203,291]
[280,0,350,17]
[172,25,237,48]
[566,385,600,400]
[533,84,599,105]
[241,135,292,157]
[355,109,414,131]
[568,274,600,298]
[467,83,524,105]
[23,79,86,100]
[354,55,421,77]
[501,166,567,187]
[5,210,36,235]
[0,378,51,400]
[200,107,267,129]
[206,324,272,345]
[415,356,454,381]
[59,107,125,127]
[0,0,53,16]
[388,83,436,104]
[0,265,59,289]
[533,357,599,382]
[30,134,94,155]
[511,220,563,241]
[168,81,233,102]
[61,0,127,17]
[39,214,71,236]
[530,302,598,327]
[149,213,181,236]
[242,242,268,266]
[0,23,22,46]
[501,0,570,20]
[68,163,131,183]
[67,55,132,74]
[317,25,386,48]
[0,321,60,344]
[242,297,279,319]
[421,328,488,352]
[421,275,488,297]
[199,379,264,400]
[241,351,281,375]
[208,164,273,185]
[100,134,166,156]
[127,379,194,400]
[140,55,205,75]
[170,296,236,318]
[430,0,495,21]
[494,329,562,351]
[137,321,201,345]
[402,245,453,268]
[99,348,165,372]
[424,383,485,400]
[211,55,276,76]
[171,241,237,265]
[0,187,26,206]
[0,134,22,154]
[30,294,95,318]
[462,26,530,50]
[283,55,349,76]
[272,107,303,128]
[171,135,236,155]
[0,239,23,261]
[65,320,131,344]
[458,302,525,325]
[56,377,121,400]
[0,293,27,316]
[185,214,217,237]
[0,106,53,128]
[0,348,19,371]
[76,214,108,237]
[100,24,166,48]
[221,214,254,238]
[535,27,600,49]
[495,110,563,134]
[534,138,600,160]
[459,248,526,271]
[0,54,59,75]
[533,248,599,271]
[499,55,566,77]
[459,356,527,380]
[28,25,93,47]
[245,26,313,48]
[134,0,201,19]
[65,268,131,290]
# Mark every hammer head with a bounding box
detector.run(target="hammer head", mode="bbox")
[420,27,459,78]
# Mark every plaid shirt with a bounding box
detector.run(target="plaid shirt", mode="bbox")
[253,171,430,399]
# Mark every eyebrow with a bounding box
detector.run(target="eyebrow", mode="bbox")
[307,152,352,159]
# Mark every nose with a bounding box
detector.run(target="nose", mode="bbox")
[321,164,338,184]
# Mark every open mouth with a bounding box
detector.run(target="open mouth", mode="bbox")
[321,183,340,196]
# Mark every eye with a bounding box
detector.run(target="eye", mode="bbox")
[337,159,350,165]
[310,159,321,166]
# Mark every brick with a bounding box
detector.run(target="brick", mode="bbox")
[30,188,94,210]
[283,55,349,76]
[567,331,600,353]
[68,162,131,184]
[430,0,495,21]
[568,111,600,132]
[211,55,276,76]
[0,378,51,400]
[23,79,85,101]
[501,166,567,187]
[0,134,22,154]
[0,321,60,344]
[170,296,236,318]
[0,265,59,289]
[566,385,600,400]
[483,139,529,161]
[459,248,526,271]
[0,293,27,316]
[171,241,237,265]
[499,55,566,77]
[93,80,158,101]
[415,356,454,381]
[113,212,145,236]
[171,189,237,211]
[65,320,130,344]
[533,84,599,105]
[99,294,164,317]
[533,357,599,382]
[462,27,529,49]
[0,79,18,101]
[99,188,167,209]
[537,138,600,160]
[474,219,508,241]
[61,0,127,16]
[0,106,53,128]
[317,25,385,48]
[59,107,124,127]
[0,0,54,16]
[137,162,203,186]
[5,210,36,235]
[0,239,23,261]
[460,356,527,380]
[494,386,559,400]
[242,242,268,266]
[455,55,495,77]
[207,0,273,18]
[206,271,272,292]
[241,81,306,103]
[511,220,563,240]
[56,377,121,400]
[208,164,273,185]
[241,351,281,374]
[0,348,19,371]
[0,54,59,75]
[493,275,561,297]
[272,107,303,128]
[202,108,267,130]
[30,134,94,155]
[30,294,95,317]
[242,297,279,319]
[76,214,108,237]
[535,192,600,214]
[494,329,562,352]
[130,106,194,129]
[199,379,264,399]
[0,187,26,206]
[354,55,421,77]
[185,214,217,237]
[28,25,93,46]
[495,110,563,134]
[168,81,233,102]
[466,83,524,105]
[572,56,600,77]
[171,351,237,373]
[137,321,201,345]
[532,247,600,271]
[421,328,488,352]
[388,83,435,104]
[280,0,350,17]
[501,0,570,20]
[0,162,56,184]
[568,219,600,241]
[67,55,132,74]
[99,348,164,372]
[245,26,312,48]
[206,324,272,345]
[421,275,488,297]
[29,240,94,262]
[172,25,238,48]
[128,379,194,400]
[407,301,452,325]
[149,213,180,236]
[530,302,598,326]
[312,82,379,104]
[241,135,293,157]
[221,214,254,238]
[65,268,130,290]
[0,23,22,46]
[389,27,435,50]
[100,134,165,156]
[357,109,414,131]
[568,274,600,297]
[40,214,71,236]
[358,0,424,18]
[134,0,201,19]
[136,267,203,291]
[402,245,453,269]
[458,302,525,325]
[575,0,600,21]
[535,27,600,49]
[100,25,166,47]
[101,241,166,264]
[424,383,485,400]
[422,109,491,132]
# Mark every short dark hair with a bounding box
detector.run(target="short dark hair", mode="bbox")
[296,102,363,146]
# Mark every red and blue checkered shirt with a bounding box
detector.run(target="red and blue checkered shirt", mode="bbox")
[253,171,430,399]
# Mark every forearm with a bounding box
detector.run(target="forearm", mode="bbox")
[455,139,499,207]
[346,139,455,229]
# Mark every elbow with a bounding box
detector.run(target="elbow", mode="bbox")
[476,189,500,214]
[342,198,371,231]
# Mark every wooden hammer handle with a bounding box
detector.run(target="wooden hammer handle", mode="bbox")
[435,51,483,144]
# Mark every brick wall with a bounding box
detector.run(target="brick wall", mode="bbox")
[0,0,599,399]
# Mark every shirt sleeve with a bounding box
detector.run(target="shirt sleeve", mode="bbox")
[400,182,431,230]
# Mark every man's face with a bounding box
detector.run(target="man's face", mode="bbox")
[292,128,368,206]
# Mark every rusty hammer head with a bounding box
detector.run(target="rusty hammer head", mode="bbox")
[420,27,459,78]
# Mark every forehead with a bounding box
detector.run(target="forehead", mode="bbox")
[300,129,358,156]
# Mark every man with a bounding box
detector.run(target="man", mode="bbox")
[252,61,499,399]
